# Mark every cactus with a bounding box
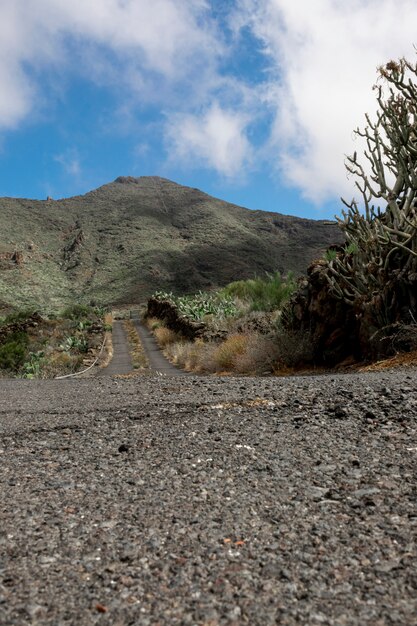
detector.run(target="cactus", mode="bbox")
[324,57,417,324]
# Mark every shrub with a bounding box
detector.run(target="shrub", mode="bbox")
[42,352,83,377]
[60,335,89,353]
[154,326,179,347]
[164,339,206,371]
[60,304,93,320]
[0,331,29,371]
[212,333,249,371]
[274,328,315,368]
[221,272,297,313]
[1,309,37,326]
[233,333,280,375]
[21,351,45,379]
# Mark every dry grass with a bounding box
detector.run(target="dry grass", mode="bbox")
[145,316,164,331]
[164,339,210,372]
[359,349,417,372]
[212,334,249,371]
[233,333,279,375]
[163,332,280,375]
[123,320,149,370]
[41,352,84,378]
[154,326,179,348]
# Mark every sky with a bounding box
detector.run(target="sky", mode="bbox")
[1,0,417,219]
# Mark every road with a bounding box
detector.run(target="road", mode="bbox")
[0,366,416,625]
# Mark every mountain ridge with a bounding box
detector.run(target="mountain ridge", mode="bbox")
[0,176,343,310]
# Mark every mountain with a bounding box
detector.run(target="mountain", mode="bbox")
[0,176,343,310]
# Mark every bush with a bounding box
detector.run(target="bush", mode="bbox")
[0,331,29,371]
[233,334,280,375]
[60,304,93,321]
[212,333,249,371]
[42,352,83,377]
[274,328,315,368]
[154,326,179,347]
[164,339,207,372]
[21,351,45,379]
[1,309,37,326]
[221,272,296,312]
[60,335,89,353]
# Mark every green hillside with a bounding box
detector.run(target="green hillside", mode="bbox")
[0,176,343,310]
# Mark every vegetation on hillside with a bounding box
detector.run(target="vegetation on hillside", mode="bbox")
[220,271,297,312]
[0,176,342,310]
[0,305,109,378]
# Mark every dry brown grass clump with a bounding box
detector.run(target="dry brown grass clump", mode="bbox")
[163,332,280,375]
[145,316,163,331]
[154,326,180,348]
[164,339,206,372]
[212,333,248,371]
[123,320,149,370]
[233,333,279,375]
[41,352,84,378]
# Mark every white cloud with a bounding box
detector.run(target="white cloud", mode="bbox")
[4,0,417,195]
[0,0,221,129]
[54,148,82,177]
[165,103,252,177]
[236,0,417,203]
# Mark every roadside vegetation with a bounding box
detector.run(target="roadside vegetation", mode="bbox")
[146,272,299,375]
[0,305,110,378]
[147,55,417,375]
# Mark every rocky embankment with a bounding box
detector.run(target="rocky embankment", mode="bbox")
[0,369,416,625]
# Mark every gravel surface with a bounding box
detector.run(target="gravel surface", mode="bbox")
[0,369,416,625]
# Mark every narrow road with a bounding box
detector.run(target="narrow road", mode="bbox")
[98,320,133,376]
[99,314,188,377]
[131,315,189,377]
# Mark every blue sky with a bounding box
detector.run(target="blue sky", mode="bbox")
[1,0,417,219]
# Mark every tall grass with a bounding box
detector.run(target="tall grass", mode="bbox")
[220,271,296,312]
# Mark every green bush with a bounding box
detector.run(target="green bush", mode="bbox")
[22,351,45,379]
[60,335,89,353]
[1,309,37,326]
[60,304,93,321]
[0,332,29,371]
[221,272,296,312]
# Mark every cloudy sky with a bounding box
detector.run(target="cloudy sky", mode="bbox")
[1,0,417,218]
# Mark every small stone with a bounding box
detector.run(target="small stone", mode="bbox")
[352,487,380,498]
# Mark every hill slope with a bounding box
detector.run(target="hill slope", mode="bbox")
[0,176,343,309]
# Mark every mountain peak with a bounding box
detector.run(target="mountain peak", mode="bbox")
[114,175,174,186]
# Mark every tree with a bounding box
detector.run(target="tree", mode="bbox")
[325,56,417,327]
[281,56,417,364]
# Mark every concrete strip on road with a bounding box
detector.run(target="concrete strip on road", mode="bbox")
[131,313,189,377]
[99,313,188,377]
[97,320,133,376]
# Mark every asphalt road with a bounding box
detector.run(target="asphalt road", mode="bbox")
[0,367,416,625]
